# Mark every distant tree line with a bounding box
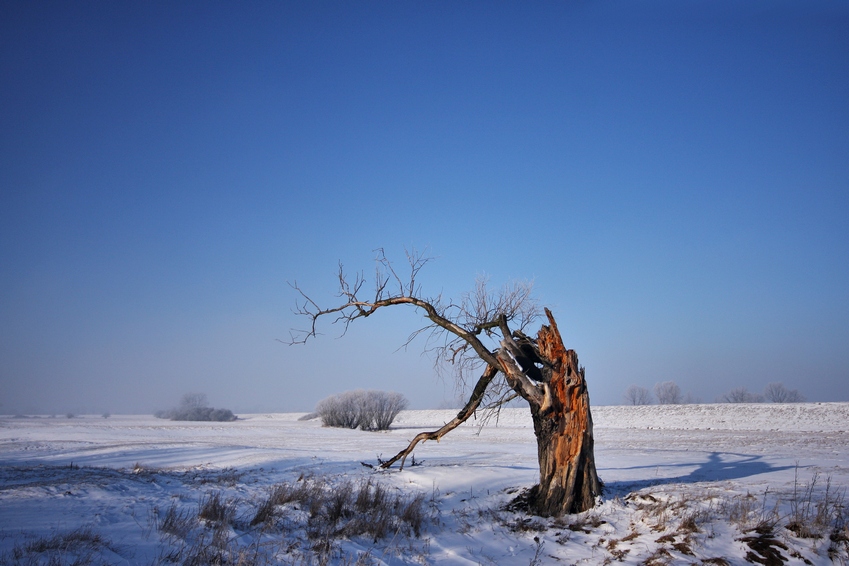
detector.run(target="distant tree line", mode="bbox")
[718,382,805,404]
[155,393,237,422]
[623,381,805,405]
[623,382,698,405]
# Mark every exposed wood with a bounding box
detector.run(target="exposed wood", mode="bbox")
[526,309,601,515]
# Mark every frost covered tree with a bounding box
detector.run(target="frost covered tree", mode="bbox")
[155,392,236,421]
[654,381,683,405]
[764,382,805,403]
[290,250,601,516]
[180,392,208,409]
[316,390,408,431]
[720,387,764,403]
[624,385,652,405]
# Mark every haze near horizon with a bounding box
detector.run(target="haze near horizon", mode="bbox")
[1,1,847,415]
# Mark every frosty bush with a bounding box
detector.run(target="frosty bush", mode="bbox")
[654,381,683,405]
[316,390,408,431]
[719,383,804,403]
[764,382,805,403]
[624,385,652,405]
[720,387,764,403]
[155,392,237,422]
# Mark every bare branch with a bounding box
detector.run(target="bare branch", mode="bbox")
[289,252,501,369]
[290,250,551,464]
[379,364,499,470]
[458,276,540,336]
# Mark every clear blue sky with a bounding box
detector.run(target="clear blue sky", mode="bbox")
[1,1,847,414]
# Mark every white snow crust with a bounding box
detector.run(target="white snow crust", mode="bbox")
[1,403,847,564]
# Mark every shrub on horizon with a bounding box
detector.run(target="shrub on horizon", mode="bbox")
[764,382,805,403]
[154,392,237,422]
[623,385,652,405]
[719,387,764,403]
[654,381,683,405]
[316,390,408,431]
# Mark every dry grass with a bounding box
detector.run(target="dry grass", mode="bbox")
[787,469,846,541]
[4,460,847,566]
[146,474,434,565]
[156,501,197,539]
[737,523,790,566]
[1,526,117,566]
[198,491,233,525]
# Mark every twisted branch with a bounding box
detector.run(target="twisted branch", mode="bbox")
[288,249,550,467]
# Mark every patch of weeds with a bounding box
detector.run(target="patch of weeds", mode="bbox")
[160,528,272,566]
[23,527,106,553]
[654,532,695,557]
[4,526,117,566]
[197,468,242,486]
[678,509,704,534]
[399,492,428,538]
[528,536,545,566]
[132,462,162,476]
[250,475,432,547]
[335,478,429,541]
[604,538,630,561]
[672,541,694,556]
[157,501,197,539]
[786,468,845,541]
[565,510,605,534]
[198,491,234,525]
[250,476,322,526]
[827,502,849,563]
[250,488,280,526]
[642,547,673,566]
[326,479,354,523]
[722,490,778,532]
[737,523,789,565]
[502,516,547,534]
[626,491,688,533]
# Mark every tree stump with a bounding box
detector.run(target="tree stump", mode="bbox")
[525,311,601,516]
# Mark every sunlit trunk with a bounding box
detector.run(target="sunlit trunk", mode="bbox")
[527,315,601,516]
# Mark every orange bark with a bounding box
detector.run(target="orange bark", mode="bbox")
[527,310,601,516]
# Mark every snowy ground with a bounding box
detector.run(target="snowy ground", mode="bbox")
[1,403,848,565]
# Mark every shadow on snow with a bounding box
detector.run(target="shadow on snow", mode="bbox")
[601,451,797,496]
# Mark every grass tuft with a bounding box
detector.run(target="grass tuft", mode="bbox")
[198,491,233,525]
[157,501,196,539]
[5,526,116,566]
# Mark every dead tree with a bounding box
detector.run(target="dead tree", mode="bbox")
[290,250,601,516]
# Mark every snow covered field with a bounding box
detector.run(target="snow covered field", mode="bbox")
[1,403,848,565]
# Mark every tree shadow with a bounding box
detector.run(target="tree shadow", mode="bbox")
[602,451,797,497]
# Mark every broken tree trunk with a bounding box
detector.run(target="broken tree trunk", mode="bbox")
[381,308,601,516]
[511,310,601,516]
[292,251,600,517]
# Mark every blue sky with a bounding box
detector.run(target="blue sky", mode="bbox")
[1,1,847,414]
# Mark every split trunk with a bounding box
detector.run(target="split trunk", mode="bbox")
[381,309,601,517]
[522,312,601,516]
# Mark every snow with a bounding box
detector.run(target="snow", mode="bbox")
[1,404,848,564]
